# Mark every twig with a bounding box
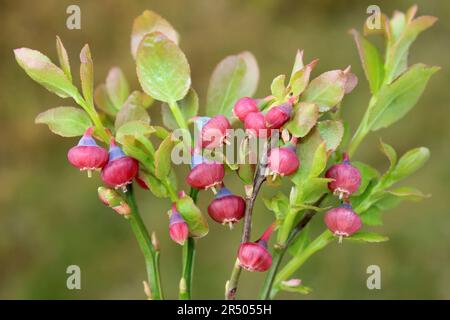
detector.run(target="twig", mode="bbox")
[225,138,271,300]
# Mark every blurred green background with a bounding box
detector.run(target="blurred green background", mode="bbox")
[1,0,449,299]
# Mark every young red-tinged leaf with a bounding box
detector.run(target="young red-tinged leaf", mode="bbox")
[94,84,118,116]
[106,67,130,110]
[136,32,191,103]
[367,64,439,131]
[285,102,319,138]
[317,120,344,153]
[289,59,318,96]
[206,51,259,119]
[131,10,179,59]
[290,49,304,79]
[161,88,199,130]
[176,195,209,238]
[115,92,151,129]
[56,36,72,82]
[35,106,92,137]
[154,135,176,179]
[301,70,346,111]
[14,48,77,98]
[80,44,94,107]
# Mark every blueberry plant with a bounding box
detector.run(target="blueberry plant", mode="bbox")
[14,6,438,300]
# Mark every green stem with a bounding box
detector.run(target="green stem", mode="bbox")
[125,184,164,300]
[270,230,334,299]
[225,259,242,300]
[258,247,284,300]
[277,207,297,245]
[72,92,110,143]
[347,95,377,158]
[179,237,196,299]
[178,188,199,300]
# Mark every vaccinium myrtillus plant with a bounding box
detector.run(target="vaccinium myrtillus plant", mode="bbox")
[15,6,438,300]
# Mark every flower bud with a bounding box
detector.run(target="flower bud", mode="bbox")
[169,205,189,246]
[325,153,361,199]
[268,144,300,177]
[324,204,362,242]
[264,102,293,129]
[196,115,231,148]
[186,153,225,191]
[67,127,109,177]
[233,97,259,122]
[207,186,246,227]
[244,112,271,138]
[238,223,275,272]
[101,139,139,189]
[97,186,131,216]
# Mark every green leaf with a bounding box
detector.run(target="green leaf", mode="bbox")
[176,195,209,238]
[115,120,155,145]
[352,161,379,196]
[379,139,397,170]
[288,225,310,256]
[161,88,199,130]
[14,48,77,98]
[390,147,430,182]
[285,102,319,138]
[120,136,153,168]
[301,70,346,111]
[263,192,289,222]
[115,92,151,129]
[139,172,169,198]
[152,126,170,140]
[291,128,328,185]
[350,29,384,93]
[317,120,344,153]
[346,232,389,243]
[301,177,331,204]
[136,32,191,103]
[271,75,286,100]
[106,67,130,110]
[367,64,439,131]
[386,186,429,201]
[94,85,117,116]
[35,106,92,137]
[206,51,259,118]
[80,44,94,107]
[385,14,437,82]
[55,36,72,82]
[154,135,176,179]
[131,10,179,59]
[359,206,383,226]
